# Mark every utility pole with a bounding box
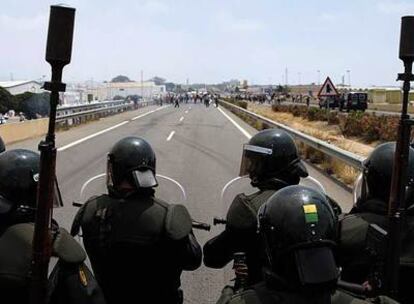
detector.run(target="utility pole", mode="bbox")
[317,70,320,85]
[141,69,144,101]
[285,67,288,86]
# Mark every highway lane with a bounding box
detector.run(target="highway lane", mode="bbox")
[8,102,352,303]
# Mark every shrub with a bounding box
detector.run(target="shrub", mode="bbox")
[0,87,17,113]
[360,113,382,141]
[271,104,290,113]
[327,111,340,125]
[379,116,398,141]
[237,101,248,109]
[291,105,302,117]
[306,107,320,121]
[339,111,365,137]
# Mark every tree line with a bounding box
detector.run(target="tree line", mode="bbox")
[0,87,50,119]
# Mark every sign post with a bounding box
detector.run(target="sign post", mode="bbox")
[317,77,339,123]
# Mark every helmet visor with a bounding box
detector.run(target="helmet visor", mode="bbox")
[132,169,158,188]
[239,144,272,177]
[353,173,366,206]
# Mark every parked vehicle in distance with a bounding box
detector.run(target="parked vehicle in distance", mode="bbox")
[318,96,339,109]
[339,92,368,112]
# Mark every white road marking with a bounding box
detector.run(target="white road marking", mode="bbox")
[58,121,129,151]
[179,116,184,122]
[167,131,175,141]
[58,106,166,151]
[217,107,252,139]
[189,106,192,110]
[131,105,167,121]
[185,110,189,114]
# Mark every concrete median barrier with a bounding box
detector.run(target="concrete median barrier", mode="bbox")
[0,118,49,144]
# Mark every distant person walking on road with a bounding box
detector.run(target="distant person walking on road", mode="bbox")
[174,97,180,108]
[306,96,310,107]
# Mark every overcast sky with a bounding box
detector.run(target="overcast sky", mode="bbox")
[1,0,414,86]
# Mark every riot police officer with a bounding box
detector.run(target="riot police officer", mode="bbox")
[204,129,308,286]
[228,185,398,304]
[0,149,105,304]
[72,136,202,304]
[339,142,414,304]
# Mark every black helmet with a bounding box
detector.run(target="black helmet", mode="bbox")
[0,149,63,224]
[239,129,307,184]
[0,149,39,215]
[258,185,338,290]
[353,142,414,212]
[107,137,158,194]
[0,136,5,153]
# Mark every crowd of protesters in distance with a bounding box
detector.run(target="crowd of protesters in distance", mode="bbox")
[154,92,220,108]
[232,92,313,107]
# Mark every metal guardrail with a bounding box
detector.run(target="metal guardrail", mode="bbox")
[220,100,365,170]
[56,100,154,125]
[57,99,127,113]
[56,104,131,121]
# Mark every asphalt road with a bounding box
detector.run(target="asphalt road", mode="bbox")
[8,102,352,303]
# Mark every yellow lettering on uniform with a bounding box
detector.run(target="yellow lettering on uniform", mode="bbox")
[79,266,88,287]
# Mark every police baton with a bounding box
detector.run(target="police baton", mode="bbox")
[385,16,414,297]
[192,220,211,231]
[29,6,75,304]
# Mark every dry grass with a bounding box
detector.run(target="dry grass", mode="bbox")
[248,104,374,158]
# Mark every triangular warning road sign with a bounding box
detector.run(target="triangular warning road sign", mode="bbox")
[317,77,338,97]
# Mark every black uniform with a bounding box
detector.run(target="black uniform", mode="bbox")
[72,136,202,304]
[339,142,414,304]
[339,202,414,304]
[73,191,201,304]
[204,129,308,286]
[0,222,105,304]
[0,149,105,304]
[227,185,398,304]
[204,179,286,284]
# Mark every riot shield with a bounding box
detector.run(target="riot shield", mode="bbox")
[299,176,327,195]
[220,175,326,207]
[75,173,210,231]
[220,176,258,211]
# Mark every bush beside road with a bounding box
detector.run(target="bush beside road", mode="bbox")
[270,103,399,143]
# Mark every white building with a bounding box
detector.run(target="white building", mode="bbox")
[0,80,43,95]
[104,81,166,100]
